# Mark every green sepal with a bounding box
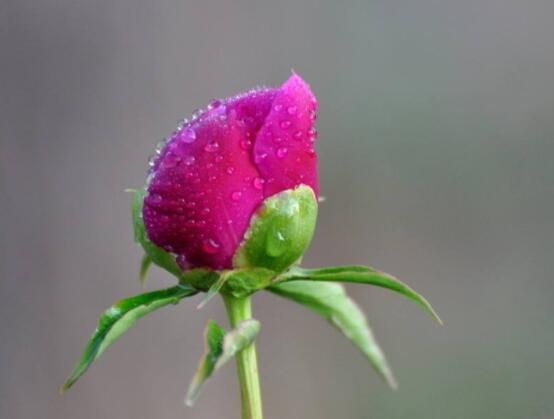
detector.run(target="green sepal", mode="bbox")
[233,185,318,273]
[268,281,397,389]
[186,319,261,406]
[179,268,277,301]
[276,265,442,324]
[139,254,152,286]
[131,188,183,279]
[60,284,198,393]
[222,268,277,298]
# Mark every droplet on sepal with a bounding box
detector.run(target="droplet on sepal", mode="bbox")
[265,228,286,257]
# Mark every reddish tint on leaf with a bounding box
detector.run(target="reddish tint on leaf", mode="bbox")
[143,73,318,269]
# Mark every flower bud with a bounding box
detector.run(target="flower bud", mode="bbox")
[143,73,319,270]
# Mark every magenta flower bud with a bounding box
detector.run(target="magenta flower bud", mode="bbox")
[143,73,318,270]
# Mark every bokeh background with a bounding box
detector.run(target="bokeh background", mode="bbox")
[2,0,554,418]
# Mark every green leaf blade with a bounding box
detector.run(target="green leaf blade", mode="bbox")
[60,284,197,393]
[278,266,442,324]
[139,254,152,286]
[268,280,397,389]
[186,319,261,406]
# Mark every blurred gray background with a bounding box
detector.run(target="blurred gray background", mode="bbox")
[2,0,554,418]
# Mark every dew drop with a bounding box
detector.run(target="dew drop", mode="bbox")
[177,254,190,270]
[184,155,196,166]
[204,141,220,153]
[276,147,288,158]
[253,177,265,190]
[308,127,318,142]
[181,127,196,143]
[226,166,235,175]
[150,193,162,203]
[254,153,268,163]
[215,155,224,163]
[294,130,303,140]
[265,229,287,257]
[231,191,243,201]
[209,99,222,109]
[280,120,292,129]
[287,106,297,115]
[240,139,252,150]
[202,239,221,254]
[273,104,283,112]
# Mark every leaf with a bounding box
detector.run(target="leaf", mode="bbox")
[60,284,197,393]
[268,281,397,389]
[186,319,261,406]
[131,188,183,279]
[276,265,442,324]
[139,254,152,286]
[215,319,261,369]
[197,273,231,309]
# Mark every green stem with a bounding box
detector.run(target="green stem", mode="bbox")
[223,294,264,419]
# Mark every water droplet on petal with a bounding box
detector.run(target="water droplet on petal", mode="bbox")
[308,127,318,142]
[181,127,196,143]
[150,193,162,203]
[276,147,288,158]
[253,177,265,190]
[184,155,196,166]
[287,106,298,115]
[215,155,224,163]
[226,166,235,175]
[254,153,268,163]
[176,254,190,270]
[231,191,243,201]
[209,99,222,109]
[240,139,252,150]
[273,104,283,112]
[204,141,220,153]
[294,130,303,139]
[280,120,292,129]
[202,239,221,254]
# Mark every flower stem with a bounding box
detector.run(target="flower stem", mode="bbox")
[223,294,264,419]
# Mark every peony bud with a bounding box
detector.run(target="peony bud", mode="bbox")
[143,73,318,270]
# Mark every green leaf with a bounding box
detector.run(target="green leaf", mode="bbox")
[276,265,442,324]
[139,254,152,286]
[186,319,261,406]
[268,281,397,389]
[132,188,183,278]
[60,284,197,393]
[233,185,318,273]
[197,272,231,309]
